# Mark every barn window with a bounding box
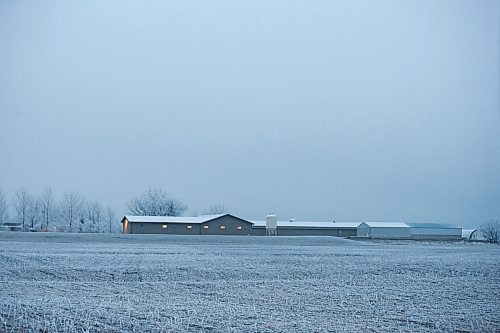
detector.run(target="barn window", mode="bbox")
[186,225,193,229]
[203,225,209,229]
[220,225,226,230]
[162,224,168,229]
[237,226,243,230]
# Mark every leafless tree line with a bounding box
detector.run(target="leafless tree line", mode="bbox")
[0,188,118,233]
[0,186,227,233]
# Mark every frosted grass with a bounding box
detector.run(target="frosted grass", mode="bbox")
[0,234,498,332]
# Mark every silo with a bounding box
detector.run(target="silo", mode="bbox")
[266,214,277,236]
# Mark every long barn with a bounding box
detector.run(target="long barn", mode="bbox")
[121,215,463,240]
[356,222,463,240]
[121,214,253,235]
[251,220,359,237]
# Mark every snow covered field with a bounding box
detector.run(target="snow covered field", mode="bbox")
[0,233,498,332]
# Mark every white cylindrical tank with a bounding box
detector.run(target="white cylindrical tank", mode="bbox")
[266,214,277,229]
[266,213,277,236]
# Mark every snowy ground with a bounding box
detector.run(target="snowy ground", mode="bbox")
[0,233,498,332]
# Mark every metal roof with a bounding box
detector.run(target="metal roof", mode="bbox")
[251,221,361,228]
[406,223,461,229]
[123,214,229,224]
[360,222,409,228]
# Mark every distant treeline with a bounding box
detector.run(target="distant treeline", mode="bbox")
[0,187,226,233]
[0,188,118,233]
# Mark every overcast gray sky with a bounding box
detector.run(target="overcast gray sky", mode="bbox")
[1,0,499,227]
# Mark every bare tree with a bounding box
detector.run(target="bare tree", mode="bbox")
[105,206,116,233]
[13,190,30,230]
[203,204,226,215]
[26,196,41,230]
[59,191,85,232]
[127,188,187,216]
[0,190,8,225]
[480,219,499,244]
[81,201,105,233]
[41,188,55,231]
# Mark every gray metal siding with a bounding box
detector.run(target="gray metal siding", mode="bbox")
[129,222,200,234]
[411,233,462,240]
[128,216,252,235]
[251,228,266,236]
[357,224,370,238]
[370,227,411,239]
[410,228,462,238]
[252,226,357,237]
[201,216,252,235]
[277,228,355,237]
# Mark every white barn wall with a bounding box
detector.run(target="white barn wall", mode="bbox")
[357,222,411,239]
[370,227,411,239]
[407,223,462,240]
[410,228,462,239]
[357,223,370,238]
[357,222,464,240]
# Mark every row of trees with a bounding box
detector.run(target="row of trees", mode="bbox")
[0,189,117,233]
[2,187,497,241]
[0,187,227,233]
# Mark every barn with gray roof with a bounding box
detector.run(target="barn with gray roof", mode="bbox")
[251,220,360,237]
[121,214,253,235]
[121,214,463,240]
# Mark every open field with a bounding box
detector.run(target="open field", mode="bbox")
[0,233,499,332]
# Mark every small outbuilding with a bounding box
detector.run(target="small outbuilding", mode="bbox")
[121,214,253,235]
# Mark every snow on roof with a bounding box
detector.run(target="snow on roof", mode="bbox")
[123,214,227,224]
[360,222,409,228]
[251,220,361,228]
[406,223,461,229]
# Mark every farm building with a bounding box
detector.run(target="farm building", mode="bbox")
[251,220,360,237]
[121,214,253,235]
[121,214,464,240]
[357,222,463,240]
[407,223,462,240]
[357,222,411,239]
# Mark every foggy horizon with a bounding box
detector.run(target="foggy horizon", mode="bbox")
[1,0,499,228]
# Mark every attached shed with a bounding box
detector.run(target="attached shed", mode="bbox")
[251,221,360,237]
[121,214,253,235]
[357,222,411,239]
[407,223,462,240]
